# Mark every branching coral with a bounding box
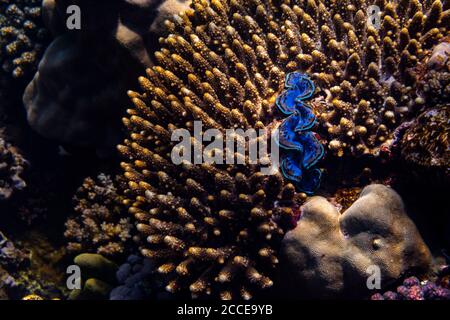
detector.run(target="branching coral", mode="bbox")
[118,0,448,299]
[64,174,133,258]
[0,131,27,200]
[0,0,47,81]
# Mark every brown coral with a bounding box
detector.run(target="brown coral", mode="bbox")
[118,0,448,299]
[64,174,133,258]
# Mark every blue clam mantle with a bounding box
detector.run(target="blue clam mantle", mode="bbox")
[275,72,324,194]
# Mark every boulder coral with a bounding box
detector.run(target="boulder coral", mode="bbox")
[279,184,432,299]
[118,0,447,300]
[24,0,191,153]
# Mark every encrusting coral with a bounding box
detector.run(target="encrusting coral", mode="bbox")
[64,174,133,258]
[0,0,47,82]
[0,131,27,200]
[119,0,448,299]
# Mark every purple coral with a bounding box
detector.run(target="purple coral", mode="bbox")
[371,276,450,300]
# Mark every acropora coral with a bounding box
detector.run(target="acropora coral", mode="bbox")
[0,131,27,200]
[0,0,47,80]
[64,174,133,258]
[119,0,448,300]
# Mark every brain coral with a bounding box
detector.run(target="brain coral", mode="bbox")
[0,0,47,81]
[119,0,448,299]
[64,174,133,258]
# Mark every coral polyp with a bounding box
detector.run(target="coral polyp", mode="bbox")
[117,0,449,300]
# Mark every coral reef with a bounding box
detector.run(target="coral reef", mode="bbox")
[118,0,450,300]
[118,0,450,299]
[397,105,449,180]
[276,72,324,194]
[279,184,432,299]
[24,0,192,152]
[0,0,47,81]
[64,174,133,258]
[0,131,27,200]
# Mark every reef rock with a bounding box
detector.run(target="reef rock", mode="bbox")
[279,184,432,299]
[24,0,191,153]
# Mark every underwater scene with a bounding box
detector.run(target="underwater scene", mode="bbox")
[0,0,449,305]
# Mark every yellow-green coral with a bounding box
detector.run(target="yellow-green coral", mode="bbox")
[119,0,449,299]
